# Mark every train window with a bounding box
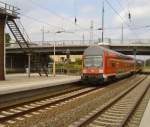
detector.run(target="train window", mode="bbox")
[112,62,116,67]
[107,60,110,65]
[84,56,103,67]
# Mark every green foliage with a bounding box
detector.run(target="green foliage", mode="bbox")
[54,58,82,69]
[5,33,11,45]
[146,59,150,66]
[75,58,82,65]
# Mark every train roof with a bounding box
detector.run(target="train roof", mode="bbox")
[84,46,133,60]
[84,46,104,56]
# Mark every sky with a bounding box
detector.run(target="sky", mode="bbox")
[2,0,150,43]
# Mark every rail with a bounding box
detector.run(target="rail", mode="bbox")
[69,76,149,127]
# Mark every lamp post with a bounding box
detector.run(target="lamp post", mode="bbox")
[66,49,70,75]
[52,31,64,77]
[133,48,137,75]
[102,1,104,43]
[50,30,73,77]
[53,39,56,77]
[97,28,103,43]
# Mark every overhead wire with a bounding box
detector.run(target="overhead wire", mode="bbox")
[29,0,90,31]
[29,0,100,40]
[115,0,129,16]
[105,0,141,41]
[115,0,150,40]
[20,14,66,31]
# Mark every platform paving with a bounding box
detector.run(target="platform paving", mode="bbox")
[142,67,150,73]
[139,98,150,127]
[0,73,80,95]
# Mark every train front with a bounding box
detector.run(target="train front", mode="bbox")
[81,46,104,82]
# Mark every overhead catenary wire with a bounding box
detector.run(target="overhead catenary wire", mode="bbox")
[28,0,99,40]
[20,13,84,39]
[29,0,89,31]
[30,0,100,37]
[20,14,66,31]
[19,13,150,33]
[74,0,77,25]
[115,0,130,17]
[105,0,141,41]
[115,0,150,34]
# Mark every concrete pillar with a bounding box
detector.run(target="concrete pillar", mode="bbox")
[0,18,5,80]
[27,54,31,78]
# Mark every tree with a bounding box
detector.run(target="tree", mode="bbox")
[5,33,11,46]
[75,58,82,65]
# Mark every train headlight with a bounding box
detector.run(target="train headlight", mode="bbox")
[83,69,87,73]
[99,69,103,73]
[91,69,94,73]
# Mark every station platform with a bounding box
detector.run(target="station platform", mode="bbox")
[142,67,150,74]
[140,98,150,127]
[0,73,81,95]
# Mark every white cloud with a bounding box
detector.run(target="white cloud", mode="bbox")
[80,5,96,14]
[112,0,150,39]
[4,0,150,42]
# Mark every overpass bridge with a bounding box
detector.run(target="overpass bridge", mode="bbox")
[6,40,150,73]
[6,41,150,55]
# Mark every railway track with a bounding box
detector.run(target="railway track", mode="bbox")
[0,75,148,127]
[0,82,86,109]
[69,75,150,127]
[0,85,99,125]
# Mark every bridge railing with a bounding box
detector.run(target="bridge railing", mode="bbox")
[0,1,20,16]
[6,39,150,48]
[34,40,98,47]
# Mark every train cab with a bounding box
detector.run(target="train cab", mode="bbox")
[81,46,104,81]
[81,45,137,83]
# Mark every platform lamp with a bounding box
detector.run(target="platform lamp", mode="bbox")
[53,38,56,77]
[133,48,137,74]
[97,28,103,44]
[66,49,70,75]
[51,30,74,77]
[52,30,66,77]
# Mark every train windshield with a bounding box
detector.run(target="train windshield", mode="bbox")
[84,56,103,67]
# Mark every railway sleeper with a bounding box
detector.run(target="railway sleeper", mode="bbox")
[110,107,131,111]
[101,114,125,119]
[112,102,132,106]
[127,120,141,126]
[97,117,123,123]
[87,124,106,127]
[89,120,120,126]
[103,111,126,117]
[106,109,128,114]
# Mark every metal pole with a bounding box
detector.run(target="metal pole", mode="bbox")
[53,34,56,77]
[28,54,31,78]
[121,23,124,43]
[41,26,44,44]
[134,48,136,74]
[10,55,13,70]
[90,21,94,44]
[144,60,146,69]
[102,1,104,43]
[82,33,85,45]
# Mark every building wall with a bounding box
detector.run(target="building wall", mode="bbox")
[50,55,82,62]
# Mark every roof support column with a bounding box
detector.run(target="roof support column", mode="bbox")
[0,18,5,80]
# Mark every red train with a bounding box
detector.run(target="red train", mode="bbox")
[81,46,142,82]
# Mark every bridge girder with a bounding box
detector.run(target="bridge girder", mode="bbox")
[6,45,150,55]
